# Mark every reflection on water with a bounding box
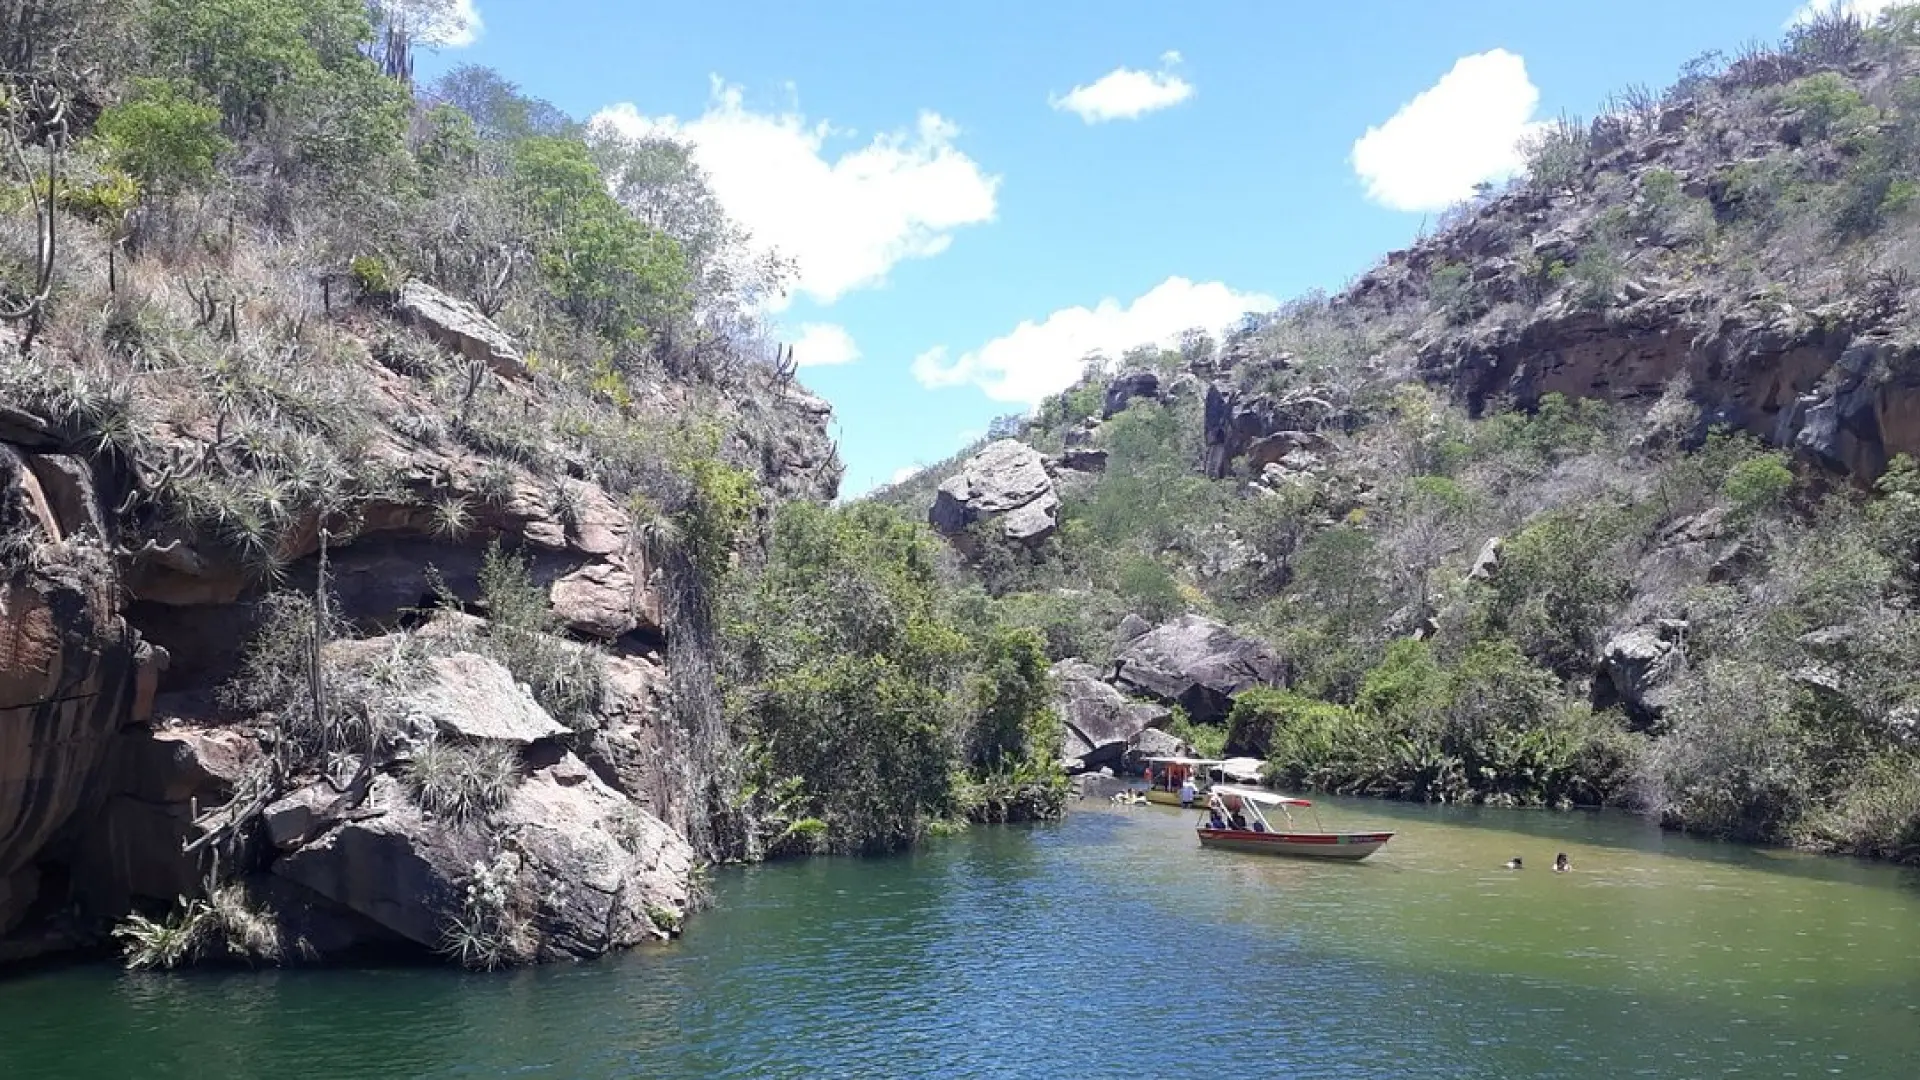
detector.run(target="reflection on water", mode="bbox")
[2,799,1917,1079]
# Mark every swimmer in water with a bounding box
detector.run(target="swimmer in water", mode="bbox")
[1554,852,1571,873]
[1505,856,1524,870]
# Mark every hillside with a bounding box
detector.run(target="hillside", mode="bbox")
[881,6,1920,863]
[0,0,1061,969]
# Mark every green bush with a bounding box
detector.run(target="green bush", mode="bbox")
[94,78,228,196]
[1722,452,1794,518]
[1780,73,1873,142]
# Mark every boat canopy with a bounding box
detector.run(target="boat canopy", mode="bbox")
[1211,784,1313,808]
[1216,757,1265,783]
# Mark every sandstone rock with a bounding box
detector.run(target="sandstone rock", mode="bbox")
[549,560,654,640]
[1116,613,1153,644]
[1062,420,1100,448]
[1204,384,1337,479]
[0,454,144,885]
[407,653,570,744]
[274,759,692,962]
[929,440,1060,545]
[1103,371,1163,418]
[114,726,261,805]
[1112,615,1287,722]
[398,281,527,379]
[1052,661,1170,771]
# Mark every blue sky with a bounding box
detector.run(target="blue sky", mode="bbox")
[421,0,1872,494]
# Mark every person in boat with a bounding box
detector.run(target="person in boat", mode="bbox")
[1179,774,1198,809]
[1228,807,1248,831]
[1505,856,1524,870]
[1206,793,1228,830]
[1553,852,1570,873]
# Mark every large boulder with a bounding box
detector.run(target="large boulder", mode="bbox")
[406,653,570,745]
[1112,615,1287,722]
[929,440,1060,545]
[1052,661,1169,771]
[273,759,691,962]
[1103,371,1163,418]
[1602,621,1687,722]
[397,281,526,379]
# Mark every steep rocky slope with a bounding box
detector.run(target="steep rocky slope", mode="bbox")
[887,9,1920,863]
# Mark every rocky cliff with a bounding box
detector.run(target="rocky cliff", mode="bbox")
[0,287,839,965]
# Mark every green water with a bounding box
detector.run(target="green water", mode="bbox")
[3,798,1918,1079]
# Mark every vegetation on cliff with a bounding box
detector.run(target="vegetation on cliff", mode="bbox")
[884,5,1920,864]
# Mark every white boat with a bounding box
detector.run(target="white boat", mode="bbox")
[1196,785,1394,862]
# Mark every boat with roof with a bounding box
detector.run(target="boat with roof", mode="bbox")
[1196,785,1394,861]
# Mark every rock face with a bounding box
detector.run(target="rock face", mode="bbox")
[0,446,155,927]
[397,281,527,379]
[1103,371,1163,418]
[1112,615,1287,722]
[1416,281,1920,485]
[929,440,1061,545]
[1052,661,1170,771]
[1203,384,1338,479]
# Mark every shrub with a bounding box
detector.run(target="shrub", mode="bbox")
[1522,114,1590,193]
[113,884,284,971]
[471,542,607,729]
[1804,757,1920,861]
[1722,452,1794,518]
[1427,261,1477,323]
[1780,72,1872,142]
[94,78,228,195]
[405,738,521,823]
[1648,662,1814,842]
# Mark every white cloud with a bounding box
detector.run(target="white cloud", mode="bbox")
[444,0,483,47]
[890,466,921,485]
[1789,0,1901,25]
[1351,49,1542,212]
[592,83,999,307]
[1051,56,1195,123]
[911,276,1277,406]
[791,323,860,368]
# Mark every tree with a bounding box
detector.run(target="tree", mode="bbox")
[510,135,689,343]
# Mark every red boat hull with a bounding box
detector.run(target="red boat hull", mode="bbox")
[1196,828,1394,861]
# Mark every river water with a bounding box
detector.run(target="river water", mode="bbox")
[3,797,1918,1079]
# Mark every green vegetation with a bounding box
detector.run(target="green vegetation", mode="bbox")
[722,502,1065,856]
[113,884,284,971]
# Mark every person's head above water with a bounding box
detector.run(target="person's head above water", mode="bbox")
[1554,852,1570,872]
[1505,856,1524,869]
